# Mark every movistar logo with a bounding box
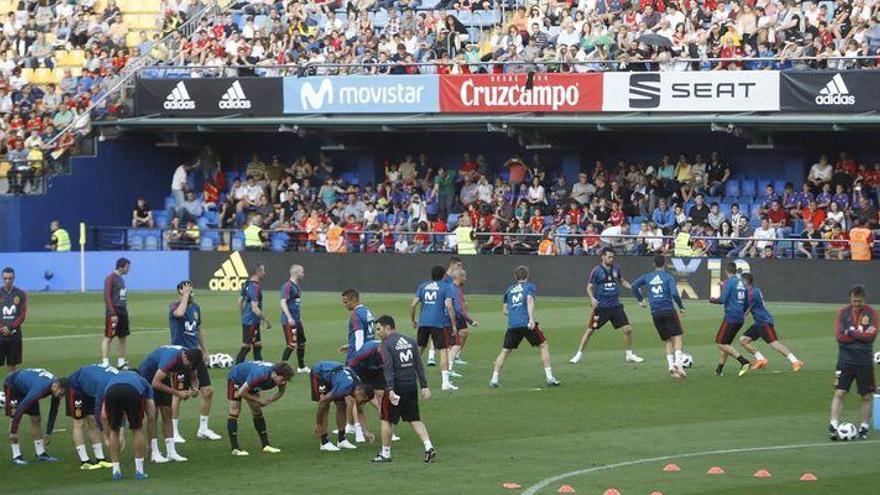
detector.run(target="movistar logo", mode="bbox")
[209,252,249,291]
[300,79,334,111]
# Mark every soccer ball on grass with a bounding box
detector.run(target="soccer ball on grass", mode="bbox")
[0,390,5,408]
[680,352,694,369]
[874,351,880,365]
[837,422,858,441]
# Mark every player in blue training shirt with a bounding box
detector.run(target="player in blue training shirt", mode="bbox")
[490,266,559,388]
[310,360,375,452]
[280,264,309,373]
[631,255,688,378]
[226,361,294,456]
[709,262,753,377]
[236,264,271,365]
[737,272,804,372]
[4,368,67,465]
[409,266,458,391]
[426,257,464,367]
[139,345,203,463]
[571,247,644,365]
[97,371,156,481]
[169,281,220,442]
[447,267,477,378]
[65,363,118,469]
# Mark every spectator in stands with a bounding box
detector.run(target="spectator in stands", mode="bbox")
[689,193,710,226]
[816,183,833,210]
[808,154,834,192]
[652,198,675,233]
[177,191,205,224]
[707,202,725,231]
[827,201,846,230]
[132,198,154,228]
[797,220,823,259]
[571,172,594,205]
[825,222,849,260]
[746,217,777,258]
[854,196,878,228]
[705,152,731,197]
[767,200,791,238]
[170,163,190,207]
[434,167,456,218]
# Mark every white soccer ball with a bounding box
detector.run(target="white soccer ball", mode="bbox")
[208,354,221,368]
[217,353,234,368]
[874,351,880,365]
[0,391,5,408]
[837,422,858,441]
[681,352,694,369]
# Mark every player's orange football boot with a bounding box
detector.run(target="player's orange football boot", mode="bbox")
[791,360,804,372]
[752,359,769,370]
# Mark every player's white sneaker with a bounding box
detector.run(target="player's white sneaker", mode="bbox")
[489,381,500,388]
[625,353,645,363]
[320,442,340,452]
[391,434,401,442]
[173,433,186,444]
[167,452,188,462]
[332,424,356,435]
[297,366,311,373]
[427,357,436,367]
[197,429,222,441]
[231,449,249,456]
[441,383,459,391]
[448,370,463,378]
[337,440,357,450]
[355,430,366,443]
[569,352,583,364]
[150,453,168,464]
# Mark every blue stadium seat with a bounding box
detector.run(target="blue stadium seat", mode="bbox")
[447,213,459,226]
[629,223,641,235]
[199,236,215,251]
[196,217,210,229]
[741,179,757,198]
[153,210,169,229]
[719,203,732,218]
[231,237,244,251]
[774,180,787,196]
[724,180,740,198]
[144,235,160,250]
[203,230,221,244]
[226,171,239,186]
[129,235,144,251]
[270,237,287,252]
[792,219,805,235]
[164,195,176,210]
[204,210,219,227]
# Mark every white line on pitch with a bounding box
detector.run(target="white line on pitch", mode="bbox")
[521,440,880,495]
[24,329,166,342]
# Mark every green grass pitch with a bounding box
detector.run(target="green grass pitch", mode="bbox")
[3,290,879,494]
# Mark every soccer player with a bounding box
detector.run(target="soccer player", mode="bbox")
[66,363,118,469]
[410,266,458,391]
[280,264,310,373]
[490,266,559,388]
[236,264,271,365]
[448,268,477,377]
[428,256,464,366]
[739,272,804,372]
[1,267,26,375]
[226,361,294,456]
[138,345,202,463]
[371,315,436,463]
[168,281,221,442]
[96,371,157,480]
[310,360,375,452]
[101,258,131,369]
[4,368,66,465]
[335,288,376,440]
[570,248,644,365]
[631,255,687,378]
[829,285,877,440]
[710,262,752,377]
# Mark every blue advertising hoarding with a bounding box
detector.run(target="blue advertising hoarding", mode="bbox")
[283,75,439,114]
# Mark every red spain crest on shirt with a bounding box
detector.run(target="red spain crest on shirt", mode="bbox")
[12,296,19,305]
[861,315,871,326]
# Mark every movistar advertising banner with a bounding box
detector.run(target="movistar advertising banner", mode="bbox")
[282,75,439,114]
[780,71,880,113]
[135,78,283,116]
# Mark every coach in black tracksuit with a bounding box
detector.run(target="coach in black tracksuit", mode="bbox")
[372,315,436,463]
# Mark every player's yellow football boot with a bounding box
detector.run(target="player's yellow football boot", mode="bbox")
[738,362,752,377]
[262,445,281,454]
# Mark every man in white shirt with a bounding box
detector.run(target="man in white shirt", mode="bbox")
[600,221,632,253]
[171,163,189,207]
[747,217,777,257]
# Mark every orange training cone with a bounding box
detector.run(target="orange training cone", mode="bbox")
[753,469,772,478]
[650,492,664,495]
[603,489,622,495]
[558,485,576,493]
[800,472,818,481]
[707,466,725,475]
[502,482,522,489]
[663,463,681,472]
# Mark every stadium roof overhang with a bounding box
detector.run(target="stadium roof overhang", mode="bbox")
[97,113,880,137]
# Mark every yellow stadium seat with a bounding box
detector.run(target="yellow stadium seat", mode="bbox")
[68,50,86,67]
[54,50,69,64]
[52,67,67,83]
[126,31,141,48]
[32,68,52,85]
[20,68,34,83]
[93,0,105,13]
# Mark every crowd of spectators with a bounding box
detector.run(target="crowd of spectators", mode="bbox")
[149,146,879,260]
[157,0,880,77]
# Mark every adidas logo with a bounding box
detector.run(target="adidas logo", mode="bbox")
[394,338,412,351]
[649,275,663,285]
[209,251,248,291]
[164,81,196,110]
[218,81,252,110]
[815,74,855,105]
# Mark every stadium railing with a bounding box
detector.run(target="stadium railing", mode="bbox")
[89,225,875,260]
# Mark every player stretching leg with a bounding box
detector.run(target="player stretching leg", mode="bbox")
[571,248,644,365]
[96,372,156,480]
[490,266,559,388]
[101,258,131,369]
[448,268,477,378]
[710,262,752,377]
[372,316,436,463]
[311,361,375,451]
[631,255,687,378]
[226,361,293,456]
[410,267,458,391]
[280,265,310,373]
[236,264,271,365]
[66,364,118,469]
[169,281,221,442]
[739,273,804,372]
[829,285,877,440]
[5,368,66,465]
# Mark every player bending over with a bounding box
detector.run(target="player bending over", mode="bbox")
[96,371,157,480]
[739,273,804,372]
[371,315,436,463]
[5,368,66,465]
[710,262,752,377]
[829,285,877,441]
[631,255,688,378]
[490,266,560,388]
[227,361,293,456]
[571,248,644,365]
[311,360,374,452]
[66,363,118,469]
[280,265,310,373]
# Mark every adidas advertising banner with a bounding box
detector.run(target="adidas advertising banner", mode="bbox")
[188,251,876,303]
[283,75,439,114]
[602,71,780,112]
[780,71,880,113]
[135,78,283,116]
